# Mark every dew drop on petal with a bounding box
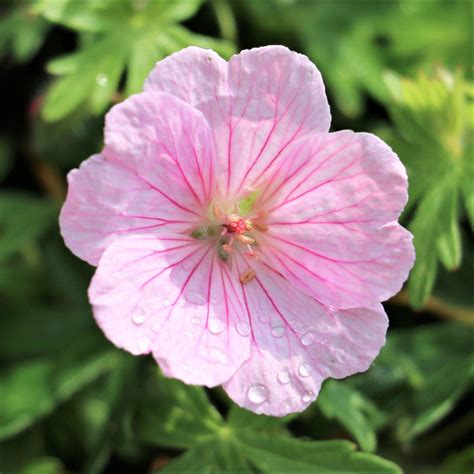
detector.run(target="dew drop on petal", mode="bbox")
[209,347,227,363]
[131,307,146,325]
[235,320,251,337]
[300,332,314,346]
[259,312,270,323]
[298,363,311,378]
[208,317,226,335]
[271,325,286,338]
[191,316,201,325]
[137,337,151,352]
[181,258,195,271]
[301,390,314,403]
[189,291,207,306]
[334,349,347,363]
[247,384,268,404]
[277,369,290,385]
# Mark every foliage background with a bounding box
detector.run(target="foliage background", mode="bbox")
[0,0,472,473]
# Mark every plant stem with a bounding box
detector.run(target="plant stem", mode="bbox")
[390,290,474,326]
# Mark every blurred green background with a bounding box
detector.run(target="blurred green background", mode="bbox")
[0,1,472,473]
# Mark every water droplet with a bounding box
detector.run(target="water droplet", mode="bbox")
[190,292,207,305]
[208,317,226,335]
[191,316,201,325]
[96,73,108,86]
[132,307,146,325]
[161,298,171,308]
[277,369,290,384]
[209,347,227,363]
[301,390,314,403]
[181,258,195,271]
[298,363,311,378]
[271,325,286,338]
[235,320,251,336]
[334,349,346,363]
[301,332,314,346]
[137,337,151,352]
[247,384,268,404]
[259,313,270,323]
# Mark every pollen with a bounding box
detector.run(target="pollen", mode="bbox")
[240,268,256,284]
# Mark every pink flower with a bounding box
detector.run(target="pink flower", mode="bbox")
[60,46,414,416]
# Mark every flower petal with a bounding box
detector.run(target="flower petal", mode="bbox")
[60,92,216,265]
[104,91,215,215]
[88,235,252,387]
[260,131,415,308]
[223,256,388,416]
[144,46,331,199]
[60,154,200,265]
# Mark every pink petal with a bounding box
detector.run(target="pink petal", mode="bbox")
[223,255,388,416]
[260,131,415,308]
[60,92,215,265]
[144,46,331,199]
[88,235,252,387]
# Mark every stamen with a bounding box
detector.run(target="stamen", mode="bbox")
[222,244,233,253]
[236,234,255,245]
[240,268,256,284]
[213,204,224,219]
[252,222,268,232]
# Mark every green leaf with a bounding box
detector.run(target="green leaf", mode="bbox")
[318,380,385,452]
[32,108,103,168]
[42,35,128,121]
[34,0,127,33]
[40,0,235,121]
[386,70,472,307]
[125,34,162,96]
[436,184,462,270]
[0,306,93,359]
[159,442,216,474]
[161,438,252,474]
[439,445,474,474]
[0,428,46,474]
[20,457,63,474]
[0,336,119,441]
[239,432,401,473]
[136,367,222,449]
[353,323,474,443]
[407,183,446,308]
[0,3,50,63]
[227,404,294,431]
[0,193,57,263]
[434,231,474,310]
[243,0,471,116]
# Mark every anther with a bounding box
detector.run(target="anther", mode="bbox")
[236,234,255,245]
[252,222,268,232]
[213,204,224,219]
[240,269,256,284]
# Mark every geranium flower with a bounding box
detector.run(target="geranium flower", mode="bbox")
[60,46,414,416]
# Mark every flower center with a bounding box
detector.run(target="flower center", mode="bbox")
[225,215,251,235]
[190,202,268,275]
